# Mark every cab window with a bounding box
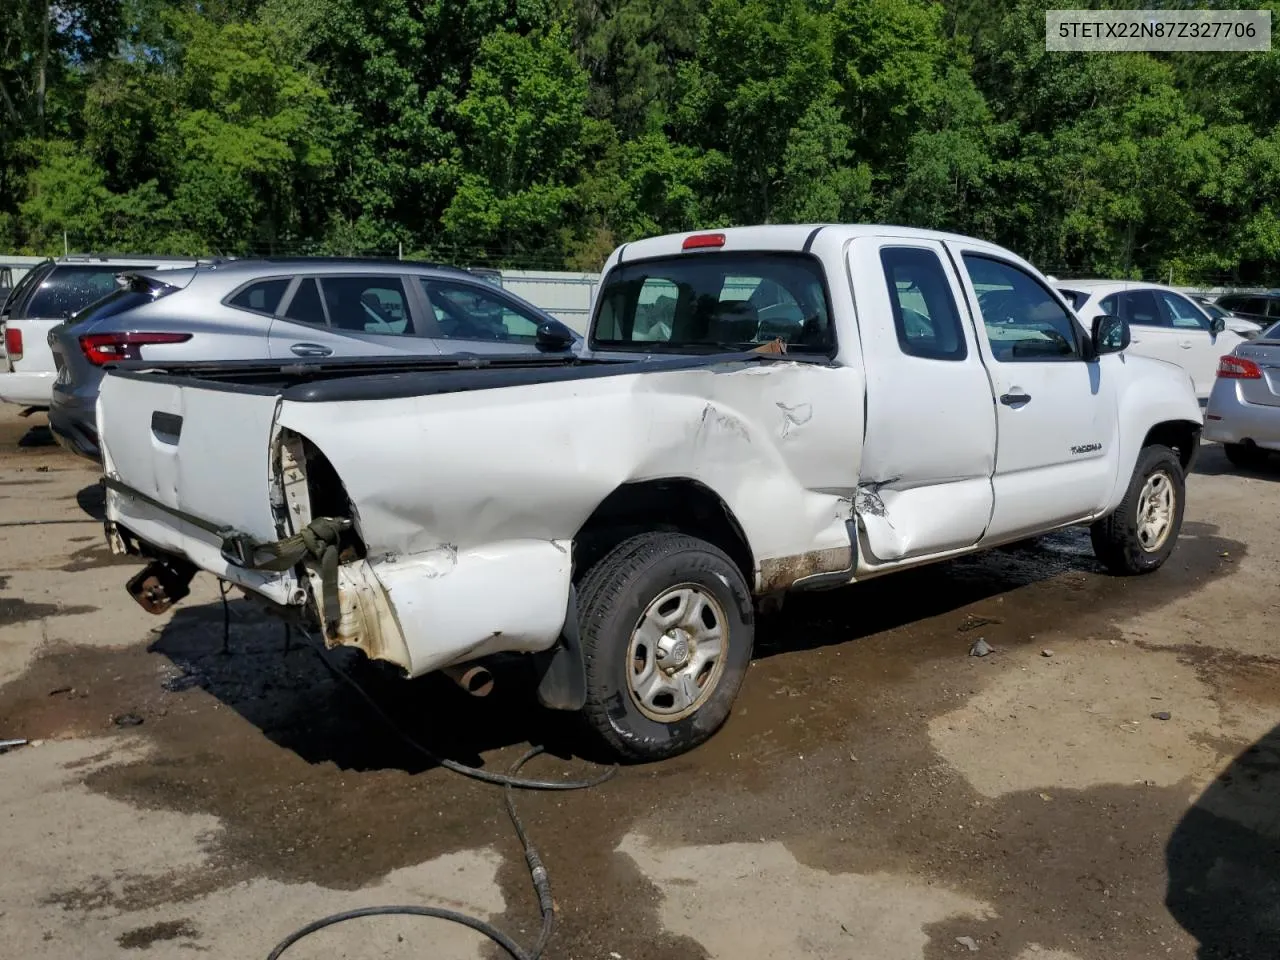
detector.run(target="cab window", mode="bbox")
[880,247,967,361]
[593,253,832,353]
[964,254,1081,362]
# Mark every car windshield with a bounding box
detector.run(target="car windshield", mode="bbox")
[591,253,833,353]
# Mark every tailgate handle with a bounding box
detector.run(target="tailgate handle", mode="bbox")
[151,411,183,445]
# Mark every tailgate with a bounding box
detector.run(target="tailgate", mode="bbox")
[8,317,59,373]
[98,371,299,603]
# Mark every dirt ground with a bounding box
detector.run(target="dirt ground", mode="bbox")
[1,405,1278,960]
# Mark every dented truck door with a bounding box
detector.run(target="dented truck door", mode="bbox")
[845,237,998,562]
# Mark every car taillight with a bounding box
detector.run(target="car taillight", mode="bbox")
[1217,355,1263,380]
[78,332,192,366]
[3,326,21,361]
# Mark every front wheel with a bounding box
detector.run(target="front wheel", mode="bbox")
[577,532,754,762]
[1090,444,1185,575]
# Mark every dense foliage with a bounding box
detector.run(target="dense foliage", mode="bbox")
[2,0,1278,281]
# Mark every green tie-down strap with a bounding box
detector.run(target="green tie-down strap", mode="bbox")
[223,517,352,638]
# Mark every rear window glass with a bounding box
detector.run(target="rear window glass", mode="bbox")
[229,278,290,315]
[64,289,156,329]
[1057,289,1088,311]
[592,253,832,353]
[26,266,148,318]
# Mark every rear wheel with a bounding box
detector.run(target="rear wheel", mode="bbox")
[1090,444,1185,576]
[1223,442,1269,469]
[577,532,753,762]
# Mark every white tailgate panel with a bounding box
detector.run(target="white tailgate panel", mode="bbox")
[11,318,59,373]
[99,374,296,602]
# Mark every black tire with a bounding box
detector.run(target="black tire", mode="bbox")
[1223,442,1269,469]
[577,532,754,762]
[1090,444,1185,576]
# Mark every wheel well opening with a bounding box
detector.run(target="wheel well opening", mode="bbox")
[573,479,754,586]
[1143,420,1202,470]
[275,428,367,559]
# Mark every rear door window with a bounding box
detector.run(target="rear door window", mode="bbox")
[592,253,832,353]
[25,265,146,319]
[228,278,291,316]
[283,278,327,326]
[880,246,967,361]
[420,280,546,343]
[1103,291,1164,327]
[320,276,412,334]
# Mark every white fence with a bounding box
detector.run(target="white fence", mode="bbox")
[495,270,600,335]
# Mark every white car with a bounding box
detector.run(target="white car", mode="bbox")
[1057,280,1248,401]
[96,225,1202,760]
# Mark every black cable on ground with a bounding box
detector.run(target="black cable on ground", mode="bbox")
[264,639,617,960]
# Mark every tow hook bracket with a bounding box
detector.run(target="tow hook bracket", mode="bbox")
[220,531,256,567]
[126,559,198,615]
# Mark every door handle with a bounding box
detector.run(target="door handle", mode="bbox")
[1000,392,1032,407]
[290,343,333,358]
[1178,340,1193,349]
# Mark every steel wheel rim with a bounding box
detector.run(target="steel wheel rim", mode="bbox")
[1136,470,1175,552]
[626,583,729,723]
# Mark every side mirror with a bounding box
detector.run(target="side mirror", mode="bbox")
[534,320,576,352]
[1210,316,1226,335]
[1092,314,1130,356]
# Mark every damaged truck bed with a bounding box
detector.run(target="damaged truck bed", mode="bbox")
[97,225,1203,760]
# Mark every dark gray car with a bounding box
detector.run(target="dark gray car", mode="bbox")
[48,257,579,459]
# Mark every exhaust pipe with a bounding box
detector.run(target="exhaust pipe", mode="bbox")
[442,663,494,697]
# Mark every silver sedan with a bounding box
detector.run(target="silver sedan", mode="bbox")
[1204,322,1280,467]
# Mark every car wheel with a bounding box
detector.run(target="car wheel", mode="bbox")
[1223,442,1269,469]
[1091,445,1185,576]
[577,532,753,762]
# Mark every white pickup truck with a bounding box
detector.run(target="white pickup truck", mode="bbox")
[96,226,1203,761]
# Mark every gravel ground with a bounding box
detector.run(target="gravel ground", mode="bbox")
[0,405,1277,960]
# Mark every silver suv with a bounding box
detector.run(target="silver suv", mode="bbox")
[48,258,579,459]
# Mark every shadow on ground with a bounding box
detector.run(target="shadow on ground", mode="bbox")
[1192,443,1280,480]
[16,423,54,448]
[76,482,106,520]
[144,522,1241,780]
[149,600,591,773]
[1167,723,1280,959]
